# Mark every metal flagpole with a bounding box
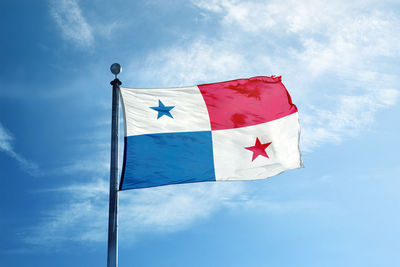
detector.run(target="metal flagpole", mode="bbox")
[108,63,122,267]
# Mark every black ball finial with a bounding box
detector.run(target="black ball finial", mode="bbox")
[110,63,122,76]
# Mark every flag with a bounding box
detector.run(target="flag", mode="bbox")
[119,76,302,190]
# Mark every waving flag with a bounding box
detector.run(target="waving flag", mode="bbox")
[119,76,302,190]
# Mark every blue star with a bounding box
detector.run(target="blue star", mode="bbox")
[150,100,175,119]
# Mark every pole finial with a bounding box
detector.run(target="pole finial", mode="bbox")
[110,63,122,78]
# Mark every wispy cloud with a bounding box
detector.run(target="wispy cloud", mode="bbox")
[50,0,94,47]
[0,122,39,176]
[301,89,399,150]
[129,40,248,87]
[25,179,244,246]
[0,123,13,152]
[24,179,108,246]
[25,177,330,247]
[132,0,400,151]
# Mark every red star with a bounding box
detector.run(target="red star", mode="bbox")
[245,137,272,161]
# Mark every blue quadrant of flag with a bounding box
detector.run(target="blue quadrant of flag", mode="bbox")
[120,131,216,190]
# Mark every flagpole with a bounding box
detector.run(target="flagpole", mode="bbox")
[108,63,122,267]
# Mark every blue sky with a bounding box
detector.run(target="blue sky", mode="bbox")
[1,0,400,266]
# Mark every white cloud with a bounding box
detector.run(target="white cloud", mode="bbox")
[0,123,13,152]
[192,0,345,34]
[26,179,244,246]
[95,21,124,39]
[119,181,243,233]
[134,0,400,151]
[128,40,249,87]
[0,122,39,176]
[54,130,111,176]
[24,179,108,246]
[58,159,109,175]
[50,0,94,47]
[301,89,399,150]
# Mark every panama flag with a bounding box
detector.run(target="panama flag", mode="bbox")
[119,76,302,190]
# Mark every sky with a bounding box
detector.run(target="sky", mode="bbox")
[1,0,400,266]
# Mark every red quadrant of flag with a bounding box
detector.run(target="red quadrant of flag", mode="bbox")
[198,76,298,130]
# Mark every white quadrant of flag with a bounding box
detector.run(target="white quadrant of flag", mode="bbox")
[120,86,211,136]
[212,112,302,181]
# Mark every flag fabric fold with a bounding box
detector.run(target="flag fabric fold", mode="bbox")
[119,76,302,190]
